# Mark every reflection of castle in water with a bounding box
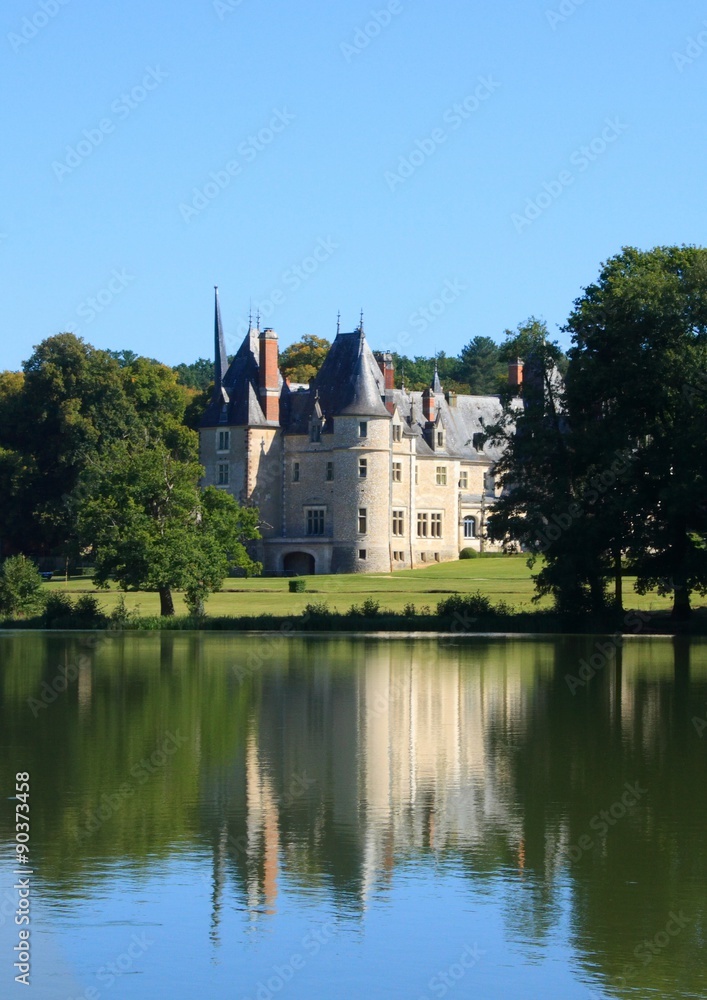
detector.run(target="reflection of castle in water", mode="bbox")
[205,640,552,922]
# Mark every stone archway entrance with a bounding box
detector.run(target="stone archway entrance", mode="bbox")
[283,552,316,576]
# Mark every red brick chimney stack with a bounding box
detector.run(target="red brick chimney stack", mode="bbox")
[381,353,395,391]
[258,328,280,422]
[422,386,435,422]
[508,359,524,391]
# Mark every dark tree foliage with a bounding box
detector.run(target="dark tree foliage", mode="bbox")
[490,247,707,619]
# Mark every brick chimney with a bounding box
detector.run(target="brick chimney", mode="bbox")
[375,352,395,391]
[422,386,435,422]
[508,359,524,391]
[258,328,280,422]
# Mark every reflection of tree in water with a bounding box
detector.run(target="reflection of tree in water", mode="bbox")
[0,633,706,996]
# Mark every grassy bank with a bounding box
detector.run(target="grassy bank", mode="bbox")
[3,558,706,634]
[38,556,681,618]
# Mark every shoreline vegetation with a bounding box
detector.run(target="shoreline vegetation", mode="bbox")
[0,557,707,637]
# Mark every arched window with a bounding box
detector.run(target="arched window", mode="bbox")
[463,516,477,539]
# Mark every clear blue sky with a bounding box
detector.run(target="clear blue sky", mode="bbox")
[2,0,706,370]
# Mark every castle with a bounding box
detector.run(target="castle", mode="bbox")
[199,289,518,575]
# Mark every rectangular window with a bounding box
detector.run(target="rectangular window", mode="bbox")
[436,466,447,486]
[434,552,440,562]
[359,421,368,438]
[414,465,419,485]
[484,472,495,494]
[392,461,402,483]
[459,471,468,489]
[292,462,300,483]
[359,549,367,560]
[217,463,229,485]
[430,513,442,537]
[359,457,368,479]
[358,508,367,534]
[306,508,325,536]
[392,510,405,536]
[417,513,428,538]
[437,431,444,447]
[217,430,230,452]
[326,461,334,481]
[310,424,321,443]
[392,425,402,442]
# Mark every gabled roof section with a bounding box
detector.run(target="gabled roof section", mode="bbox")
[201,327,280,428]
[310,329,390,419]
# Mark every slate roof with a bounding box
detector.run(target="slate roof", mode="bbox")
[201,313,515,455]
[201,327,282,428]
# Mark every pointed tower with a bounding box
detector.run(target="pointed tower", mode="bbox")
[432,359,442,394]
[213,286,228,396]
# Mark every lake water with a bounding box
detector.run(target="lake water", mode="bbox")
[0,632,705,999]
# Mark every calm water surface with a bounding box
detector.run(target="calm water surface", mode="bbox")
[0,632,705,999]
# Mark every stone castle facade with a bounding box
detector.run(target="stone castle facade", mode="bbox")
[199,289,517,575]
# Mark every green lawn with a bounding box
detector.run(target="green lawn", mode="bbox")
[44,557,679,617]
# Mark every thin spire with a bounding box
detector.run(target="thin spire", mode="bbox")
[214,286,228,392]
[432,357,442,393]
[249,298,253,330]
[359,309,364,335]
[256,309,261,332]
[336,310,341,335]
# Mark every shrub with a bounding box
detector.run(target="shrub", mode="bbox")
[43,592,76,628]
[436,591,496,617]
[109,595,141,628]
[346,597,381,618]
[303,601,330,618]
[459,548,479,560]
[73,594,109,627]
[289,579,307,593]
[0,555,46,619]
[184,586,206,618]
[402,602,417,617]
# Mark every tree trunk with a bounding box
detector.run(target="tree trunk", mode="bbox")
[159,587,175,617]
[671,584,691,622]
[613,546,623,613]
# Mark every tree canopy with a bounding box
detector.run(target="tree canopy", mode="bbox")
[278,335,331,384]
[490,246,707,619]
[74,440,261,616]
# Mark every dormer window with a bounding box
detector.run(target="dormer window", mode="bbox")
[437,431,444,448]
[310,423,321,443]
[359,421,368,438]
[392,425,402,442]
